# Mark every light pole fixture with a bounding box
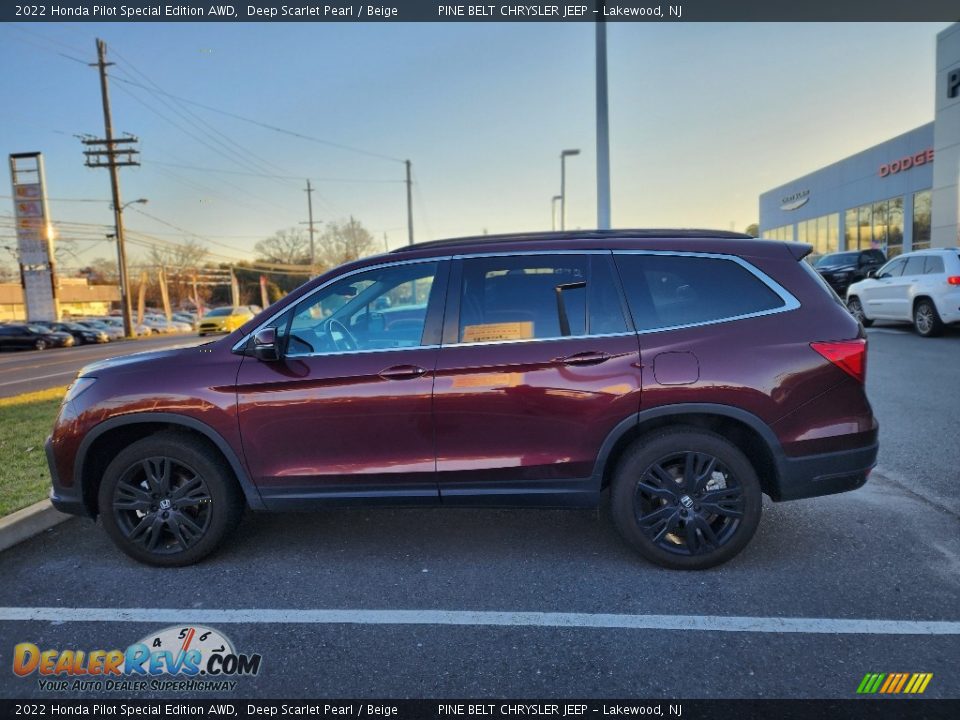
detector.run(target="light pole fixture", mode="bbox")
[560,149,580,231]
[551,195,562,231]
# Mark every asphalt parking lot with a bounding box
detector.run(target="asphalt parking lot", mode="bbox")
[0,322,957,699]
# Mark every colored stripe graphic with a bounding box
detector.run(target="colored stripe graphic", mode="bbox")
[857,672,932,694]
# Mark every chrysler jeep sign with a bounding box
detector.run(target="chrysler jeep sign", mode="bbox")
[779,189,810,211]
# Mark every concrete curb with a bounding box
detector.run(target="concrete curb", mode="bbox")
[0,499,72,553]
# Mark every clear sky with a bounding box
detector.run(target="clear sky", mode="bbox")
[0,21,949,270]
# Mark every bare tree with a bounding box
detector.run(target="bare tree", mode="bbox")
[255,228,311,266]
[317,217,377,268]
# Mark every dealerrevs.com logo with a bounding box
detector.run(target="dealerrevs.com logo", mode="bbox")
[12,625,262,693]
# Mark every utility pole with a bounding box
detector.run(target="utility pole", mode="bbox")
[596,20,611,230]
[405,159,414,245]
[83,38,139,338]
[304,179,316,273]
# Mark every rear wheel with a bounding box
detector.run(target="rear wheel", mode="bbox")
[913,299,943,337]
[847,297,873,328]
[610,428,762,570]
[98,433,243,567]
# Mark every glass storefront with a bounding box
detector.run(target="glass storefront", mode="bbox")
[762,225,793,242]
[843,196,906,257]
[913,189,932,251]
[796,213,839,255]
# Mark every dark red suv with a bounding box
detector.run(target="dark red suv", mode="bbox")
[46,230,878,570]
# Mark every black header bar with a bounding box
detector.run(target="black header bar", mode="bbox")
[4,0,960,22]
[0,700,958,720]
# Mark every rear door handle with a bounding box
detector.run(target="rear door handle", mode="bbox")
[556,351,611,366]
[378,364,427,380]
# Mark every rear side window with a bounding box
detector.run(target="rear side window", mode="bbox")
[614,254,785,332]
[903,256,926,276]
[455,254,627,343]
[923,256,944,275]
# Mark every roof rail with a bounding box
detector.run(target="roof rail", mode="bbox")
[390,228,754,253]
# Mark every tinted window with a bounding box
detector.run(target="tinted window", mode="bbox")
[923,256,945,275]
[286,260,438,356]
[614,254,785,331]
[455,254,628,343]
[902,256,926,276]
[878,257,906,278]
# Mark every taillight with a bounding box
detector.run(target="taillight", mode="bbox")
[811,339,867,383]
[947,276,960,285]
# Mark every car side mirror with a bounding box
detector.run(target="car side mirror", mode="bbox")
[252,327,280,362]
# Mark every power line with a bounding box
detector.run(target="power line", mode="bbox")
[110,75,405,164]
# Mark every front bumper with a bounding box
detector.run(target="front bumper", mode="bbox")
[45,436,88,517]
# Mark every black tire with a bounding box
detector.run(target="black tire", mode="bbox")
[847,297,873,328]
[610,427,762,570]
[913,298,943,337]
[33,339,46,351]
[98,432,243,567]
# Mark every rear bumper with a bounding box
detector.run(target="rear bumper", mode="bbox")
[774,441,878,501]
[45,436,88,517]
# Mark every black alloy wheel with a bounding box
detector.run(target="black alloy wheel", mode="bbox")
[611,428,762,570]
[99,433,243,566]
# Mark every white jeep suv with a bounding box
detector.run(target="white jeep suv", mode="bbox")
[846,248,960,337]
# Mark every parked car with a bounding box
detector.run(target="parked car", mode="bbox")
[76,320,124,341]
[846,248,960,336]
[33,321,108,345]
[198,306,257,336]
[172,312,199,330]
[0,323,74,351]
[47,230,877,569]
[100,316,151,338]
[142,315,191,334]
[813,249,886,296]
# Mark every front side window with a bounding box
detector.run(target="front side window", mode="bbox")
[279,261,439,356]
[877,257,906,278]
[614,254,786,332]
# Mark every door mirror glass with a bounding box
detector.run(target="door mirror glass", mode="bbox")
[252,327,279,362]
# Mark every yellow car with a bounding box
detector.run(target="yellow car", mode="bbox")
[198,306,256,336]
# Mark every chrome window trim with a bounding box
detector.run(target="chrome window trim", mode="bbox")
[285,344,441,359]
[232,255,449,353]
[235,247,802,354]
[612,249,801,334]
[444,331,636,350]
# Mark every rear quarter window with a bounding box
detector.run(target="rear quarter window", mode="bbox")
[614,254,786,332]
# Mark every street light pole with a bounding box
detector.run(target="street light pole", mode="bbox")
[560,149,580,231]
[596,21,611,230]
[551,195,562,231]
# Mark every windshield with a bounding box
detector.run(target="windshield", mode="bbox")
[204,307,233,317]
[815,252,860,268]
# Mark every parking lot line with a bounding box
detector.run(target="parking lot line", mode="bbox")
[1,607,958,635]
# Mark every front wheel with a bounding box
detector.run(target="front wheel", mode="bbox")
[847,297,873,328]
[610,428,762,570]
[98,432,243,567]
[33,339,47,351]
[913,299,943,337]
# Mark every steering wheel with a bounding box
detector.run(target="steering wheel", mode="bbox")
[327,319,358,352]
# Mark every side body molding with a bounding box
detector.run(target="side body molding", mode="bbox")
[74,412,266,511]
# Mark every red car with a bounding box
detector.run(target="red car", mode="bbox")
[46,230,877,569]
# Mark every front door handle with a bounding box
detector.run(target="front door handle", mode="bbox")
[379,364,427,380]
[556,351,611,366]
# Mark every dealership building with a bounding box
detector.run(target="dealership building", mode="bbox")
[759,23,960,258]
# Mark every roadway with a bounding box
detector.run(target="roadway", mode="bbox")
[0,334,207,397]
[0,322,956,699]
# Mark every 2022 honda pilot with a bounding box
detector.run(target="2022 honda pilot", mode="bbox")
[46,230,878,570]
